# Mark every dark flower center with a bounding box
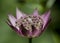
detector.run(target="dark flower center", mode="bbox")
[16,15,43,31]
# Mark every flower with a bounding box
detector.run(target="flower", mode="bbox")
[7,8,51,38]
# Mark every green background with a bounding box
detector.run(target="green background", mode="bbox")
[0,0,60,43]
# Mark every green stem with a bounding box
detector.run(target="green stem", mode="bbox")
[29,38,32,43]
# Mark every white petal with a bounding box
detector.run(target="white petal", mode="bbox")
[8,14,16,26]
[15,26,20,31]
[16,8,24,19]
[33,8,39,16]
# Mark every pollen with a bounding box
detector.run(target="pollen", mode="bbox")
[16,15,43,31]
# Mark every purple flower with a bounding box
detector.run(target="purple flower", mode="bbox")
[7,8,51,38]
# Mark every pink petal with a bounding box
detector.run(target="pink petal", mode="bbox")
[8,14,16,26]
[16,8,26,19]
[7,19,24,37]
[41,10,50,29]
[33,8,39,16]
[15,26,24,36]
[7,22,24,37]
[32,29,41,38]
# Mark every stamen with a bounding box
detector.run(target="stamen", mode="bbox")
[16,15,43,31]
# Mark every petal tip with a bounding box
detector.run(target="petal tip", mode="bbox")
[33,8,39,16]
[16,7,24,19]
[8,14,16,26]
[41,10,51,18]
[41,10,51,29]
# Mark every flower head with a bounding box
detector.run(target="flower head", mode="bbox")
[7,8,51,38]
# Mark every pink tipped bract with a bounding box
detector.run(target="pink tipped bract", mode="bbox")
[7,8,51,38]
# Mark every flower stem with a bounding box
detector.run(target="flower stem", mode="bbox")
[29,38,32,43]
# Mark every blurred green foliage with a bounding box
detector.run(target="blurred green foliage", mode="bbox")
[0,0,60,43]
